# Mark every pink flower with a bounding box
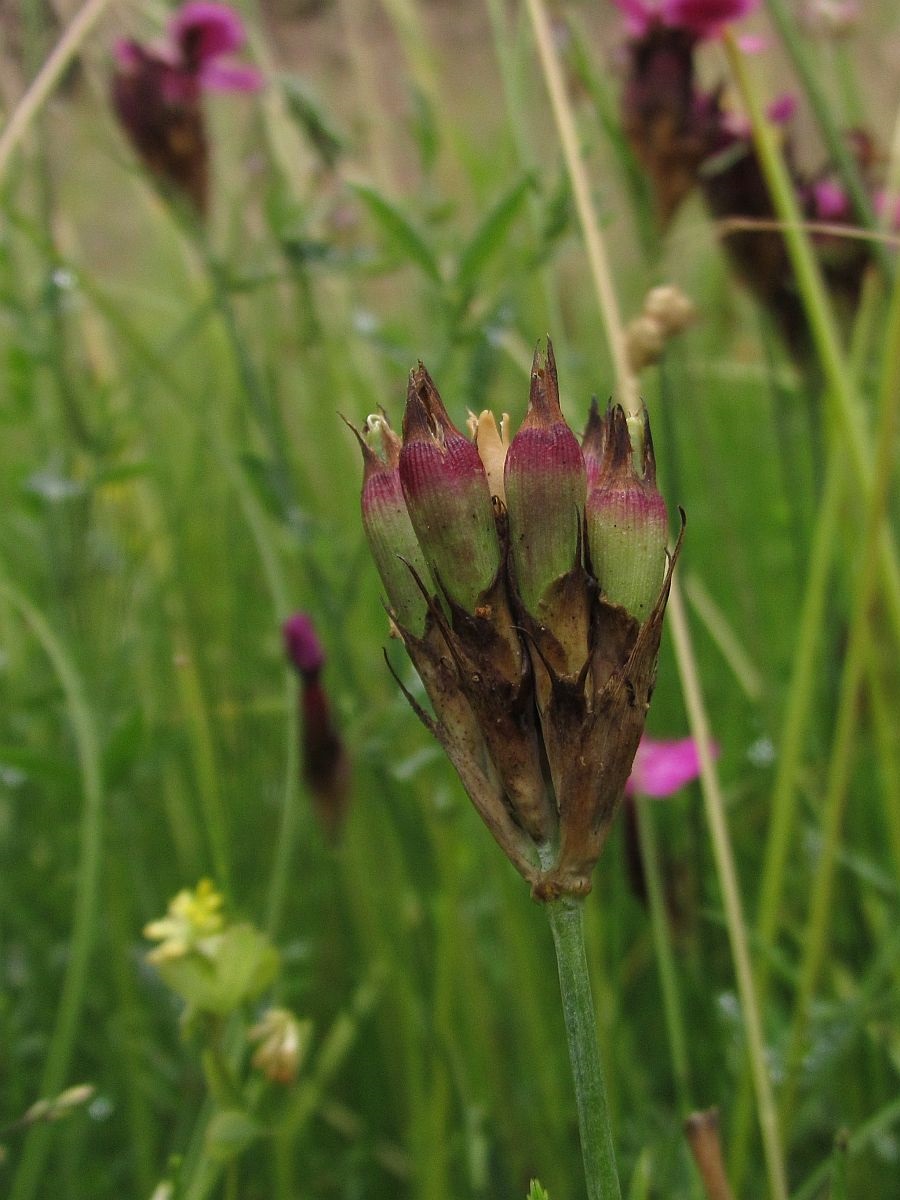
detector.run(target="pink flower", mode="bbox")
[810,178,851,221]
[283,613,326,679]
[169,1,263,92]
[112,2,261,212]
[614,0,759,41]
[625,735,715,797]
[282,613,350,841]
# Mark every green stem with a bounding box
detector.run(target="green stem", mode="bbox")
[779,238,900,1127]
[545,898,621,1200]
[723,32,900,655]
[728,442,844,1187]
[667,576,789,1200]
[634,796,693,1116]
[0,581,105,1200]
[790,1095,900,1200]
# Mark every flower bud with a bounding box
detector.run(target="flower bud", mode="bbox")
[399,365,501,614]
[586,405,668,622]
[356,415,432,636]
[249,1008,312,1085]
[504,341,586,616]
[283,613,350,842]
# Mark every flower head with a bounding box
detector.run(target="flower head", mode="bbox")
[283,613,326,679]
[625,735,715,797]
[144,878,225,963]
[249,1008,312,1085]
[111,2,261,212]
[614,0,758,41]
[353,343,682,899]
[282,613,350,841]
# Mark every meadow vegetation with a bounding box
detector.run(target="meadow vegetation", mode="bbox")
[0,1,898,1197]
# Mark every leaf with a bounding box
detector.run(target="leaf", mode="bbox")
[156,924,280,1016]
[526,1180,550,1200]
[204,1109,262,1163]
[281,77,345,168]
[455,175,534,292]
[350,184,442,284]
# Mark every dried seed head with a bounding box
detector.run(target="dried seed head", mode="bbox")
[504,341,586,616]
[643,284,696,335]
[626,313,667,372]
[400,365,501,614]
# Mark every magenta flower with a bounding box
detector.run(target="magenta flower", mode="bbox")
[614,0,759,41]
[168,2,263,93]
[282,613,350,841]
[625,735,714,797]
[283,613,326,680]
[112,2,261,213]
[810,179,851,222]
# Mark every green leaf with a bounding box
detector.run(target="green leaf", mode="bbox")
[281,76,345,169]
[455,175,534,292]
[156,924,280,1016]
[350,184,442,284]
[526,1180,550,1200]
[204,1110,262,1163]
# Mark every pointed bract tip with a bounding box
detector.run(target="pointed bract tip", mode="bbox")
[526,337,563,426]
[402,385,436,444]
[407,361,457,434]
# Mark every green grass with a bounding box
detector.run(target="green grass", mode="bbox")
[0,1,899,1197]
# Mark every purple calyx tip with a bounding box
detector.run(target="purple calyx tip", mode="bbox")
[283,613,326,677]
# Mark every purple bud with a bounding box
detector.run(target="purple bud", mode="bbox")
[399,365,501,613]
[283,613,325,678]
[586,406,668,622]
[504,341,586,616]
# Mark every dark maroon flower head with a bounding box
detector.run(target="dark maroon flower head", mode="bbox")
[111,2,260,213]
[283,613,326,680]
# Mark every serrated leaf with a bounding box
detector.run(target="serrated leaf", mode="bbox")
[204,1109,261,1163]
[350,184,442,284]
[456,175,534,291]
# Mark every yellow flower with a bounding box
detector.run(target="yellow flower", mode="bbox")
[144,878,225,964]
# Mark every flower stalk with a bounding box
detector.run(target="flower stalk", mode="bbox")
[545,897,621,1200]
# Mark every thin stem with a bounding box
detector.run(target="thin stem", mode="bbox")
[523,0,638,416]
[728,442,844,1186]
[667,575,789,1200]
[545,897,621,1200]
[0,580,105,1200]
[633,795,693,1115]
[723,31,900,656]
[779,239,900,1125]
[0,0,118,182]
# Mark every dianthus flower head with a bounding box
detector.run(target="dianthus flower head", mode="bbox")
[625,735,715,796]
[282,612,350,841]
[353,342,682,900]
[614,0,759,41]
[111,2,261,212]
